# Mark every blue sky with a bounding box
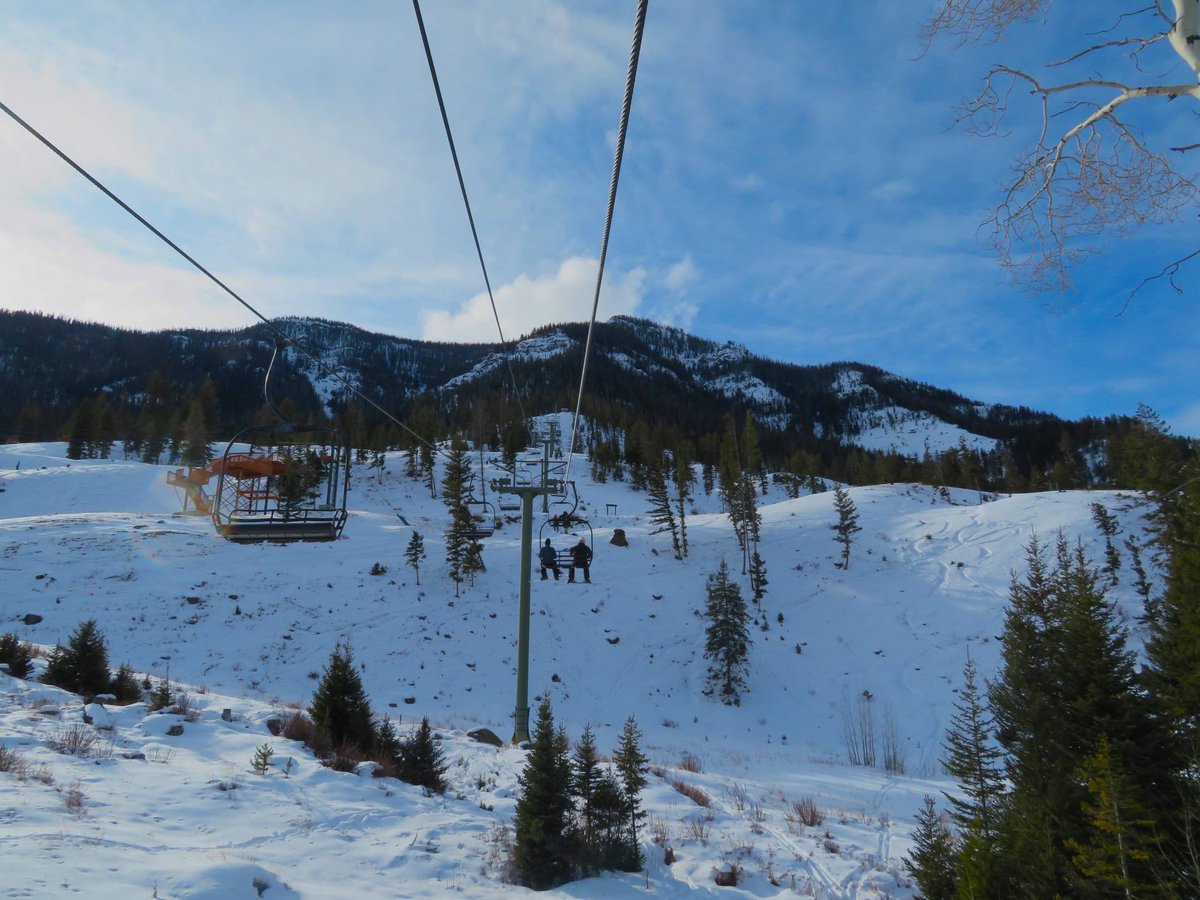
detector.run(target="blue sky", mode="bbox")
[0,1,1196,433]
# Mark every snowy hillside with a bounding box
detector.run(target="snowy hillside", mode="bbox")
[0,428,1154,897]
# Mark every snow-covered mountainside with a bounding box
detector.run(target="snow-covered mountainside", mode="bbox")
[0,423,1154,897]
[0,310,1069,466]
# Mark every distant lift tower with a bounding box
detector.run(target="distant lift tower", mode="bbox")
[497,424,566,744]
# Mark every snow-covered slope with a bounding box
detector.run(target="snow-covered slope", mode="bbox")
[0,436,1153,897]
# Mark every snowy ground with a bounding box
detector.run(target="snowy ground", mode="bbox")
[0,425,1153,897]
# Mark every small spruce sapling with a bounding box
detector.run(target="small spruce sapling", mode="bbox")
[252,742,275,775]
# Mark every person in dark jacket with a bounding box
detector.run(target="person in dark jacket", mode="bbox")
[567,536,592,583]
[538,538,560,581]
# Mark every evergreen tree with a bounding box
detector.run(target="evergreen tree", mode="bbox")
[646,455,680,558]
[748,550,768,604]
[990,536,1162,896]
[514,697,575,890]
[42,619,110,697]
[309,640,374,755]
[1142,459,1200,889]
[703,560,751,705]
[398,716,448,794]
[904,795,958,900]
[64,402,91,460]
[442,437,474,596]
[572,724,602,873]
[180,399,212,466]
[1091,502,1123,586]
[1144,460,1200,750]
[373,715,403,771]
[613,715,649,872]
[831,485,861,569]
[942,655,1005,898]
[1067,734,1167,897]
[672,444,694,558]
[590,770,630,871]
[276,444,318,520]
[90,394,114,459]
[0,633,33,680]
[742,411,766,494]
[405,531,426,585]
[1125,535,1157,623]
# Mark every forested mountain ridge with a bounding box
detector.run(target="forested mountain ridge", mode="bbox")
[0,310,1180,490]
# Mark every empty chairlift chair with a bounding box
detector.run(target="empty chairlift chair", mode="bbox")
[211,422,349,542]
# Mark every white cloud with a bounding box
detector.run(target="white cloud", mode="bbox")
[664,255,698,291]
[645,299,698,332]
[420,256,644,342]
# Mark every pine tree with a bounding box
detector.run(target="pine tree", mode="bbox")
[180,399,212,466]
[373,715,403,771]
[742,411,766,494]
[748,550,768,604]
[64,402,91,460]
[831,485,861,570]
[672,444,694,558]
[90,394,114,459]
[514,697,575,890]
[42,619,110,697]
[442,437,473,596]
[398,716,448,794]
[0,633,33,680]
[904,795,957,900]
[405,531,426,585]
[1125,535,1156,623]
[990,536,1162,896]
[1091,502,1123,586]
[1067,734,1166,897]
[309,641,374,755]
[646,455,680,558]
[276,444,318,520]
[572,724,602,873]
[942,655,1005,898]
[703,560,751,705]
[613,715,648,872]
[1144,460,1200,748]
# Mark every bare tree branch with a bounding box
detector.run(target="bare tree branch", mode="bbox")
[927,0,1200,296]
[1121,246,1200,310]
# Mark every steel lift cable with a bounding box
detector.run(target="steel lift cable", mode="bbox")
[0,97,453,462]
[411,0,529,428]
[565,0,649,483]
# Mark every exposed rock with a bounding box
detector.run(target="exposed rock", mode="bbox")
[22,613,42,626]
[167,723,184,737]
[185,596,202,605]
[265,717,283,736]
[404,697,416,705]
[610,529,628,547]
[121,751,146,761]
[467,727,504,747]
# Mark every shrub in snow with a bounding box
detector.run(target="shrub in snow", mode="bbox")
[110,664,142,705]
[0,633,33,680]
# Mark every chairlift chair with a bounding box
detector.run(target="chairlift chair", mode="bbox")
[211,422,349,543]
